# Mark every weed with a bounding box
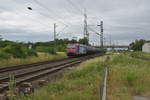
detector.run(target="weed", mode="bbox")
[8,75,16,100]
[124,72,137,86]
[46,83,67,93]
[135,85,145,95]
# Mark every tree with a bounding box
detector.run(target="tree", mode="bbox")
[70,39,77,43]
[129,39,145,51]
[79,38,88,45]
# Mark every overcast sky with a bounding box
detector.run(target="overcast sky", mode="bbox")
[0,0,150,45]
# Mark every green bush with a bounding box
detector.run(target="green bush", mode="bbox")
[36,46,56,54]
[48,47,56,54]
[3,45,27,58]
[56,45,66,52]
[0,51,11,59]
[124,72,137,86]
[0,44,38,59]
[26,49,38,57]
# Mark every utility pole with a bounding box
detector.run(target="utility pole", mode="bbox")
[54,23,57,52]
[83,11,89,44]
[97,21,104,48]
[109,34,112,46]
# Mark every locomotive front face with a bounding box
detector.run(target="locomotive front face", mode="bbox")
[67,44,78,56]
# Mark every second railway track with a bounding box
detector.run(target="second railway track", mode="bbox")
[0,53,104,93]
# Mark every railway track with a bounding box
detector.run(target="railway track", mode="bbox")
[0,53,104,93]
[130,55,150,61]
[0,58,69,73]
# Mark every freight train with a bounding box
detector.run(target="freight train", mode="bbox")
[67,43,105,57]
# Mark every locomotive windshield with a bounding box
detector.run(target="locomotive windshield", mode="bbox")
[67,45,76,49]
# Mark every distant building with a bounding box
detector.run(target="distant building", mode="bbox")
[142,43,150,53]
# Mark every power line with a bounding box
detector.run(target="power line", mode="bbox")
[57,25,68,35]
[61,2,84,27]
[17,0,67,26]
[65,0,83,14]
[0,10,51,32]
[62,0,85,20]
[7,0,52,28]
[32,0,70,26]
[10,0,71,33]
[10,0,86,39]
[30,0,84,35]
[13,0,84,26]
[88,26,99,35]
[62,4,77,18]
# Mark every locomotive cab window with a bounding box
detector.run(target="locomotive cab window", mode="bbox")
[67,45,76,49]
[67,45,77,49]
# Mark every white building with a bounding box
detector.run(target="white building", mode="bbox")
[142,43,150,53]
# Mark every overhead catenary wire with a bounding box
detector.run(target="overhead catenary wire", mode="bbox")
[28,1,76,38]
[62,1,80,15]
[31,0,86,37]
[12,0,66,26]
[31,0,85,34]
[62,0,85,19]
[27,0,84,39]
[6,0,53,28]
[0,8,51,33]
[65,0,83,14]
[88,25,99,35]
[9,0,88,39]
[57,25,68,35]
[61,1,84,27]
[32,0,71,26]
[10,0,72,34]
[26,0,84,33]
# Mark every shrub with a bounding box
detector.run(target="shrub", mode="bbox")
[48,47,56,54]
[0,51,11,59]
[56,45,66,52]
[26,49,38,57]
[125,72,137,86]
[3,44,27,58]
[35,46,56,54]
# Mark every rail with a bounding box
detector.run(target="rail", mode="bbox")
[0,53,104,93]
[129,55,150,61]
[100,67,108,100]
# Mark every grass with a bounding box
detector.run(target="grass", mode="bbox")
[0,52,67,68]
[107,54,150,100]
[18,56,107,100]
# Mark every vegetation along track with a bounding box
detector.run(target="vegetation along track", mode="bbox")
[0,53,104,93]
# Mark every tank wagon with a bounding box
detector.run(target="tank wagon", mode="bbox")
[67,43,104,57]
